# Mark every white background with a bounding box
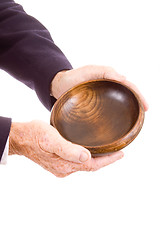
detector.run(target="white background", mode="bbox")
[0,0,160,239]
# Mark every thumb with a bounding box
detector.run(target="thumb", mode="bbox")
[40,125,91,163]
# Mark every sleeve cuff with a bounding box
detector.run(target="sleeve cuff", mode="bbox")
[0,116,11,161]
[34,57,72,111]
[0,137,9,165]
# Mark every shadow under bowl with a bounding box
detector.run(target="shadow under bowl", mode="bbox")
[50,79,145,156]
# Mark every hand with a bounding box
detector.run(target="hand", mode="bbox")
[9,65,148,177]
[51,65,148,111]
[9,120,124,177]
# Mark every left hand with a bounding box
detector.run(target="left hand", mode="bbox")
[51,65,148,111]
[9,120,124,177]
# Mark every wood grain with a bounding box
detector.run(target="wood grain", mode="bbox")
[50,79,145,155]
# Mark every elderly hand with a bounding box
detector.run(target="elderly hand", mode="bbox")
[9,65,148,177]
[51,65,148,111]
[9,120,124,177]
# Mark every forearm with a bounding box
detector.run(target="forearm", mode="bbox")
[0,0,72,110]
[9,122,25,156]
[9,121,35,158]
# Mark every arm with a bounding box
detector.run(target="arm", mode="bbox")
[0,1,148,175]
[0,0,72,110]
[8,65,148,177]
[0,0,71,162]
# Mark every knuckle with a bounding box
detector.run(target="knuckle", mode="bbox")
[103,67,115,78]
[54,143,63,155]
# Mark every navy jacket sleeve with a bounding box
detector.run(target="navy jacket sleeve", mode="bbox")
[0,0,72,160]
[0,117,11,160]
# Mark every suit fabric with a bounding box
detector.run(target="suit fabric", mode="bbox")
[0,0,72,160]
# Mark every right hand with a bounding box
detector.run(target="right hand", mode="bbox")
[51,65,149,111]
[9,120,124,177]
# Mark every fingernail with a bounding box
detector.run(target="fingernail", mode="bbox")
[79,151,89,162]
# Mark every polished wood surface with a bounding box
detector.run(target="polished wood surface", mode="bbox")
[50,79,145,155]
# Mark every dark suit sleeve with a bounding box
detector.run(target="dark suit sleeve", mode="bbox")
[0,117,11,160]
[0,0,72,110]
[0,0,72,160]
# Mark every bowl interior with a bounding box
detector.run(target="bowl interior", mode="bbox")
[52,80,140,147]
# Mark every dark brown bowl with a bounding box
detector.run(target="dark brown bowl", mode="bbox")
[50,79,145,156]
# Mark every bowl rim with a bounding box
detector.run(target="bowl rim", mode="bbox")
[50,79,145,153]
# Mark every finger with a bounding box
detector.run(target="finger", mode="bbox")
[39,126,91,163]
[116,78,149,111]
[40,154,77,177]
[81,151,124,172]
[61,65,126,93]
[91,151,124,171]
[77,65,126,81]
[84,66,149,111]
[65,66,148,111]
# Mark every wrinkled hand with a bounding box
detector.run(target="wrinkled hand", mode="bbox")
[9,65,148,177]
[9,120,124,177]
[51,65,148,111]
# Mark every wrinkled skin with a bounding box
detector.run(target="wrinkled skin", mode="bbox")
[9,65,148,177]
[9,120,124,177]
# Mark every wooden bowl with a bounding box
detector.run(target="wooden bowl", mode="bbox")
[50,79,145,155]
